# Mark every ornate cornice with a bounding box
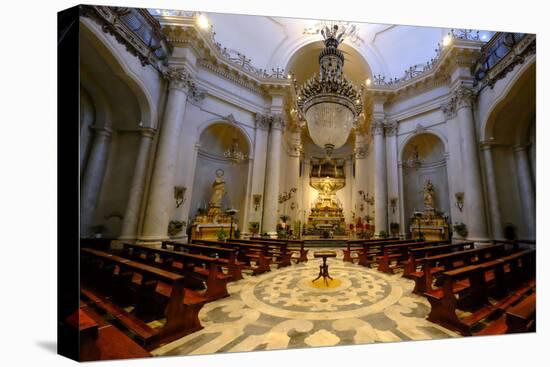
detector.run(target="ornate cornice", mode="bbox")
[475,33,536,89]
[80,6,169,73]
[441,100,457,120]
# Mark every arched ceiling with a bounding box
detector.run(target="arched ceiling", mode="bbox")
[287,41,371,86]
[80,27,142,130]
[196,12,493,79]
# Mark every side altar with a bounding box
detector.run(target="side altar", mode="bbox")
[410,180,450,241]
[191,169,236,241]
[305,158,346,236]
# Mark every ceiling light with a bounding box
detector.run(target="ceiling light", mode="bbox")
[365,78,372,86]
[197,14,210,30]
[442,35,452,46]
[296,25,362,158]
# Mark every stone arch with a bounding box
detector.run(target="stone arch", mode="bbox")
[481,57,536,144]
[398,129,449,163]
[80,18,157,128]
[196,118,253,156]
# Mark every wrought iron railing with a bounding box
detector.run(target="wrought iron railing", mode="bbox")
[474,32,526,83]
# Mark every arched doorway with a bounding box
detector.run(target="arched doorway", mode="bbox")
[482,62,535,240]
[188,123,251,233]
[400,133,450,236]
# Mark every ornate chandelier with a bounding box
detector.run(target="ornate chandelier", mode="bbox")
[224,137,247,165]
[297,25,363,157]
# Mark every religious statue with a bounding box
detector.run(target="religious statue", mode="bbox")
[423,179,435,210]
[320,177,336,196]
[209,169,226,208]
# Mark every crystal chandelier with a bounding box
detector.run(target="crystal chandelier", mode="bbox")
[224,137,247,165]
[297,25,363,158]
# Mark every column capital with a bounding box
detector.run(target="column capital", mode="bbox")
[384,120,398,136]
[441,100,457,120]
[139,126,157,139]
[451,84,476,111]
[163,67,194,92]
[270,114,286,131]
[371,119,386,136]
[254,113,270,130]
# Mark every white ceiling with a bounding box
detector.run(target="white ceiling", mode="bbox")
[205,12,454,79]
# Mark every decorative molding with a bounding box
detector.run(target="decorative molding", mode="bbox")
[354,145,368,159]
[222,114,237,125]
[384,121,398,136]
[254,113,271,130]
[163,67,194,92]
[188,85,206,104]
[370,119,386,136]
[441,100,457,120]
[475,33,536,89]
[139,126,157,139]
[452,85,476,110]
[413,123,426,135]
[271,114,286,131]
[81,6,169,73]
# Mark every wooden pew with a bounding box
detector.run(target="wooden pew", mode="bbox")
[162,240,243,281]
[122,243,231,300]
[193,239,271,275]
[425,249,535,335]
[80,248,207,346]
[505,292,536,333]
[70,304,152,360]
[228,238,291,268]
[343,237,400,262]
[250,237,308,263]
[411,244,507,294]
[377,240,450,274]
[403,241,475,278]
[355,239,413,267]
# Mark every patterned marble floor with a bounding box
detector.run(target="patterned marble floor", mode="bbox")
[152,248,458,357]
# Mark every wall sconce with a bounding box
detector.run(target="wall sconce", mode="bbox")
[358,190,374,205]
[174,186,186,208]
[455,192,464,212]
[389,197,398,213]
[253,194,262,211]
[279,187,297,204]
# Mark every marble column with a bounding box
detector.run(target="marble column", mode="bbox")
[80,126,112,237]
[481,144,504,240]
[262,115,284,234]
[513,145,536,239]
[119,127,156,240]
[287,130,302,222]
[372,120,388,236]
[385,121,399,227]
[141,70,191,241]
[454,86,488,240]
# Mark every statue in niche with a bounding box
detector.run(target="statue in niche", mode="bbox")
[209,169,226,208]
[423,179,435,211]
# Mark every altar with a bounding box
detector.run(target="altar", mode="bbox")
[305,159,347,236]
[409,179,450,241]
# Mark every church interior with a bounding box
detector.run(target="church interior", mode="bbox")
[73,5,536,361]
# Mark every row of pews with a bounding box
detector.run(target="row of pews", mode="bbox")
[345,237,536,336]
[74,237,306,360]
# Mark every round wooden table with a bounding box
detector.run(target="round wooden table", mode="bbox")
[312,250,337,285]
